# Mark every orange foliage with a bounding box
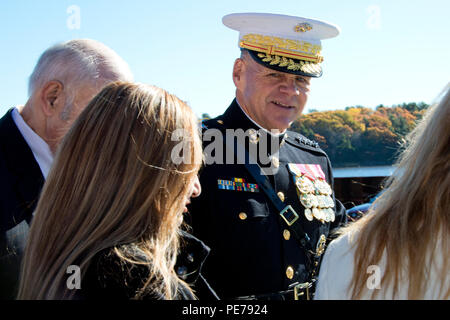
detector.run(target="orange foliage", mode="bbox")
[291,102,428,166]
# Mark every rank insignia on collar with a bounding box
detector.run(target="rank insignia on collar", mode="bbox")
[288,163,335,224]
[218,178,259,192]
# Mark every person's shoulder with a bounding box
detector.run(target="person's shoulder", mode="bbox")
[89,245,150,287]
[325,230,359,260]
[201,115,225,131]
[0,108,14,122]
[314,231,358,300]
[285,130,327,156]
[0,109,15,137]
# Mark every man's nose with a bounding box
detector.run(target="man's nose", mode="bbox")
[191,176,202,198]
[279,79,300,96]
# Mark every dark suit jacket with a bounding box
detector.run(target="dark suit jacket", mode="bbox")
[0,108,44,299]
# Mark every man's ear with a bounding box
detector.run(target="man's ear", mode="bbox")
[40,80,64,116]
[232,58,245,89]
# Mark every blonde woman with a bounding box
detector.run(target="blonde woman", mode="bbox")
[17,82,206,300]
[315,87,450,300]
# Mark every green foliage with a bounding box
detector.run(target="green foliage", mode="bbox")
[292,102,429,167]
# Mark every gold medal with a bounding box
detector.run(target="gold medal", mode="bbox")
[320,208,328,223]
[322,181,332,195]
[288,164,334,224]
[328,208,335,222]
[314,179,332,195]
[322,208,331,222]
[315,195,323,208]
[304,208,313,221]
[325,196,333,208]
[300,193,313,208]
[297,176,315,193]
[310,194,319,208]
[312,207,321,220]
[320,195,329,208]
[313,179,322,194]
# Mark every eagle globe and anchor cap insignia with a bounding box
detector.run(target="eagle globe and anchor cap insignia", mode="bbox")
[294,22,312,33]
[222,12,340,78]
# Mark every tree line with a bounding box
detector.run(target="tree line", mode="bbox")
[290,102,429,167]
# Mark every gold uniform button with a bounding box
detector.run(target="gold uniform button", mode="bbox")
[277,191,285,202]
[283,229,291,241]
[217,120,224,124]
[239,212,247,220]
[286,266,294,279]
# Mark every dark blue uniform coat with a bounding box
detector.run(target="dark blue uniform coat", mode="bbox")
[188,100,346,299]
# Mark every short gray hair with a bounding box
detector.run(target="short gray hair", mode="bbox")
[28,39,133,98]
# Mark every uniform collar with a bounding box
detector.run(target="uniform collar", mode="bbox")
[235,99,286,137]
[221,99,287,144]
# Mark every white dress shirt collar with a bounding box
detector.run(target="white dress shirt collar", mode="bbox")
[11,107,53,179]
[235,99,287,136]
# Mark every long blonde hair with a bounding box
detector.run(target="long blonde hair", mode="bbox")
[17,82,202,299]
[339,86,450,299]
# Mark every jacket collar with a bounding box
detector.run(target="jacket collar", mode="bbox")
[0,108,44,230]
[220,99,287,144]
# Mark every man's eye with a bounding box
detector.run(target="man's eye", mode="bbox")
[268,73,281,78]
[297,78,311,86]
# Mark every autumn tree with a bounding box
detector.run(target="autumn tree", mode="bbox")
[293,102,428,167]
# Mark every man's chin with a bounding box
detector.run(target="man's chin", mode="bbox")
[264,120,291,133]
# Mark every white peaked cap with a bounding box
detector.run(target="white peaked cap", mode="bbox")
[222,13,340,77]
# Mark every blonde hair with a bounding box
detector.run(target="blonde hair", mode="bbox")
[339,86,450,299]
[17,82,202,299]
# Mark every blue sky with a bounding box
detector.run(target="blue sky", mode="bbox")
[0,0,449,119]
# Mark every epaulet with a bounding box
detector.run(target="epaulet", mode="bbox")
[285,130,323,151]
[200,116,225,131]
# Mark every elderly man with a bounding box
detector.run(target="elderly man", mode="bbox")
[0,39,133,299]
[188,13,347,300]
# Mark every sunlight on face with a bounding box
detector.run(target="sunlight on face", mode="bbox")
[235,55,311,131]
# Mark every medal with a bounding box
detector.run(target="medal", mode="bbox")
[310,194,319,207]
[324,195,333,208]
[328,208,335,222]
[322,208,331,222]
[296,176,315,193]
[312,207,321,221]
[317,195,327,208]
[300,193,313,208]
[288,163,335,224]
[304,208,313,221]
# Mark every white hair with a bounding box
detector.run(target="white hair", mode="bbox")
[28,39,133,117]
